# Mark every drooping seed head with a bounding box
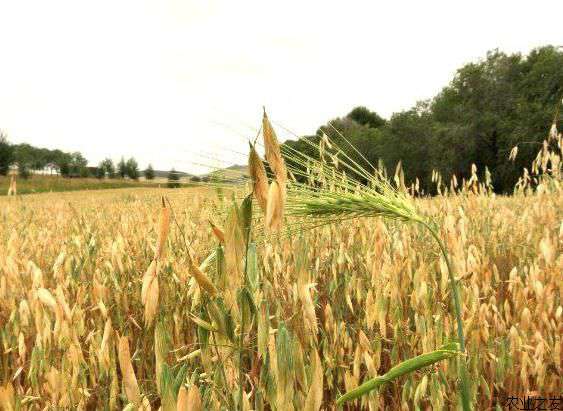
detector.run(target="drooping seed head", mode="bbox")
[262,109,287,185]
[208,219,225,244]
[248,143,269,212]
[117,336,141,405]
[265,179,283,231]
[187,251,218,297]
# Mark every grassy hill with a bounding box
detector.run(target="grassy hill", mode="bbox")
[197,164,249,183]
[152,169,193,179]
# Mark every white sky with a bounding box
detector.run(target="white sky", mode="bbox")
[0,0,561,174]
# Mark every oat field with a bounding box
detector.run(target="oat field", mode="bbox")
[0,182,561,410]
[0,176,158,197]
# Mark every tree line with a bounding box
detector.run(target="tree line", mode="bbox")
[285,46,562,194]
[0,139,89,178]
[0,136,160,181]
[0,135,187,187]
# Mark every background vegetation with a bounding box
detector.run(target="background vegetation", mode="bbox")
[285,46,563,193]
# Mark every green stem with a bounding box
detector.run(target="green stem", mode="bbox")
[421,222,465,352]
[238,201,253,410]
[420,220,471,411]
[336,343,460,406]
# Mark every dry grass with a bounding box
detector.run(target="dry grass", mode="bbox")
[0,182,561,409]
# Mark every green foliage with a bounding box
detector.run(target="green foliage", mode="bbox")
[347,106,386,129]
[377,103,436,190]
[99,158,116,178]
[336,343,460,405]
[59,161,70,177]
[144,164,155,180]
[79,165,90,178]
[8,142,82,177]
[429,47,562,191]
[0,131,14,175]
[69,152,88,177]
[285,46,563,194]
[19,162,31,179]
[118,157,127,178]
[125,157,139,180]
[94,166,105,179]
[167,168,181,188]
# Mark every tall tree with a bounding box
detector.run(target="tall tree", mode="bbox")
[0,131,14,176]
[100,158,115,178]
[117,157,127,178]
[59,160,71,177]
[19,162,31,179]
[378,103,436,191]
[167,168,180,188]
[125,157,139,180]
[70,152,88,176]
[144,164,155,180]
[95,165,105,179]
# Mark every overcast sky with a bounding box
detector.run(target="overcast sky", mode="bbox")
[0,0,561,174]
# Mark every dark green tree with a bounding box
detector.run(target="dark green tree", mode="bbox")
[347,106,386,129]
[13,144,36,173]
[0,131,14,175]
[125,157,139,180]
[144,164,155,180]
[117,157,127,178]
[377,103,436,191]
[69,152,88,177]
[167,168,181,188]
[19,162,31,179]
[95,165,105,179]
[59,160,71,177]
[79,166,90,178]
[50,150,73,173]
[100,158,115,178]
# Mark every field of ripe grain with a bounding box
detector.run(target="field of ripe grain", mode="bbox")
[0,175,161,196]
[0,186,561,410]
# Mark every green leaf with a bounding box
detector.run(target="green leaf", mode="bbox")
[336,343,461,406]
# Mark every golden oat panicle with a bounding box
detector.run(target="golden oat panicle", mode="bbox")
[265,179,283,231]
[209,219,225,244]
[156,196,170,260]
[262,109,287,185]
[141,259,159,326]
[187,251,218,296]
[177,384,202,411]
[0,383,15,410]
[248,143,269,213]
[117,336,141,405]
